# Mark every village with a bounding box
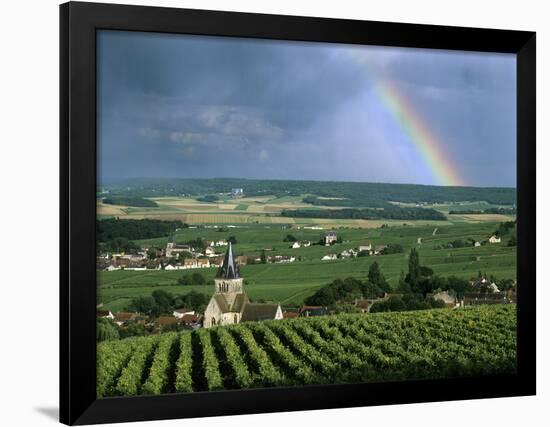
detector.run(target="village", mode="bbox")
[97,232,516,340]
[97,228,506,272]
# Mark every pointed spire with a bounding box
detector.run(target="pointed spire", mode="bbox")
[217,242,240,279]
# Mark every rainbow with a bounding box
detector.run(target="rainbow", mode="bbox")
[348,50,466,187]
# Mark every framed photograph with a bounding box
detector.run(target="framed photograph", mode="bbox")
[60,1,536,425]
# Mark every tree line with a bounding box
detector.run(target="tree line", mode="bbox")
[100,177,517,207]
[103,196,159,207]
[281,207,447,221]
[97,218,186,242]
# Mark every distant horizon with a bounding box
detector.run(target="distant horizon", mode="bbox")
[99,175,516,191]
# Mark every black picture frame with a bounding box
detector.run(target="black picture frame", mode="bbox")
[60,1,536,425]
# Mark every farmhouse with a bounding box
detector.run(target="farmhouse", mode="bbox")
[114,312,139,326]
[182,258,211,269]
[155,316,179,331]
[203,243,282,328]
[236,255,248,265]
[321,254,337,261]
[270,255,296,263]
[292,240,311,249]
[428,290,458,307]
[489,235,502,244]
[205,247,217,257]
[173,308,195,318]
[358,244,372,252]
[472,278,500,293]
[180,314,202,329]
[96,310,114,319]
[325,231,338,246]
[165,241,192,258]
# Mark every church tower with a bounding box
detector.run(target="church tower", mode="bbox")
[203,242,249,328]
[214,242,244,306]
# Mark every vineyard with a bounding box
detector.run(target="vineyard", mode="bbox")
[97,305,516,397]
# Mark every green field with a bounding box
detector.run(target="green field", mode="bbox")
[97,304,516,396]
[97,220,516,312]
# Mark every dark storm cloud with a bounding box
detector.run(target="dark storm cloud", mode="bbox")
[97,31,516,187]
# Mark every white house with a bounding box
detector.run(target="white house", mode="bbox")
[166,242,192,258]
[97,310,114,319]
[173,308,196,319]
[321,254,337,261]
[358,244,372,252]
[489,235,501,244]
[205,247,217,257]
[272,255,295,263]
[430,291,458,307]
[291,240,311,249]
[325,231,338,246]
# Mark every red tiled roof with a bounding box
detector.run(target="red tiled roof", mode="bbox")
[115,312,138,321]
[156,316,178,326]
[181,314,201,324]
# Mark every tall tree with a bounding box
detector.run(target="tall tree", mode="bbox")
[368,261,390,292]
[407,248,421,287]
[397,270,412,294]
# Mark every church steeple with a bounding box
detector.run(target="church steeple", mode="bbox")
[217,242,240,279]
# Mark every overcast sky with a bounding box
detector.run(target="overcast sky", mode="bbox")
[97,30,516,188]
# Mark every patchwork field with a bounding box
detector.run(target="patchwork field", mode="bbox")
[98,194,515,227]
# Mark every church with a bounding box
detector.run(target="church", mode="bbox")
[203,242,283,328]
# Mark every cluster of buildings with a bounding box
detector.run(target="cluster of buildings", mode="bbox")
[97,308,203,331]
[321,243,387,261]
[291,240,311,249]
[97,238,231,271]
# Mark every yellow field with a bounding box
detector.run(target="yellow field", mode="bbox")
[183,214,250,223]
[97,196,467,229]
[97,202,128,216]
